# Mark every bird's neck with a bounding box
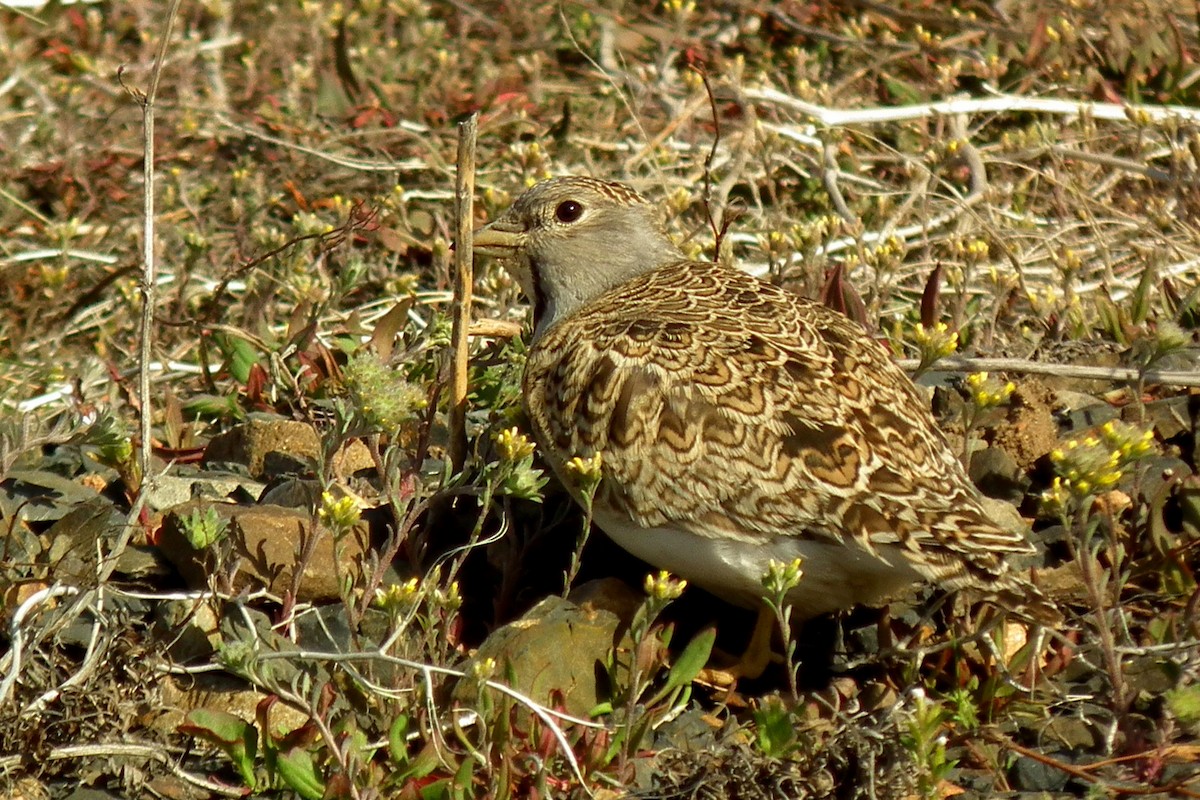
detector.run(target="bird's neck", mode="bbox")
[531,237,683,340]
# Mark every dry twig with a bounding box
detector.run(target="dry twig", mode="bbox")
[449,114,478,473]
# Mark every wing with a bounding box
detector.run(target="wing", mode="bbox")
[523,261,1033,591]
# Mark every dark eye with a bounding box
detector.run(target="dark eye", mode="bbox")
[555,200,584,223]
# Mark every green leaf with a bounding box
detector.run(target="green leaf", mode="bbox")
[1131,263,1156,325]
[179,708,258,788]
[388,714,411,766]
[420,779,451,800]
[276,748,325,800]
[663,627,715,695]
[884,76,923,104]
[1166,685,1200,727]
[404,741,443,781]
[1093,295,1128,344]
[181,392,243,421]
[449,755,476,800]
[215,332,260,384]
[588,701,614,718]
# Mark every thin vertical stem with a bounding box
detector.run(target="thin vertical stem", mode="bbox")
[449,114,478,473]
[137,0,183,484]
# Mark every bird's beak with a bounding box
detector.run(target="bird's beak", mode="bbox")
[471,219,525,258]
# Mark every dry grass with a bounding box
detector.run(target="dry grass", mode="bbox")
[2,1,1200,797]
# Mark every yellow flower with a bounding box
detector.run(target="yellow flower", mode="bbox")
[565,452,604,495]
[762,558,804,595]
[1046,421,1157,506]
[965,372,1015,409]
[912,322,959,359]
[643,570,687,601]
[494,426,535,462]
[374,577,420,611]
[435,581,462,611]
[319,492,362,531]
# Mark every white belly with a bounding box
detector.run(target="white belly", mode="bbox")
[594,510,922,618]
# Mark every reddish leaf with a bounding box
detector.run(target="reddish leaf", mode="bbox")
[920,263,943,328]
[1024,13,1049,66]
[245,363,268,405]
[819,262,869,328]
[372,298,414,362]
[282,179,310,212]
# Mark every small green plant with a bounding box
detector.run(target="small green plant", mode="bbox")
[593,570,714,767]
[1165,684,1200,730]
[753,696,801,758]
[901,687,956,800]
[340,351,428,436]
[561,451,603,594]
[1130,318,1193,374]
[761,558,804,699]
[85,413,141,493]
[180,701,324,799]
[1042,420,1157,512]
[1042,419,1159,715]
[944,685,981,732]
[958,371,1016,465]
[178,505,229,550]
[490,426,548,503]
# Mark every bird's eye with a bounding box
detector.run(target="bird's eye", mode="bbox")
[554,200,584,223]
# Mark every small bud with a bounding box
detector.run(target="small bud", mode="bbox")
[643,570,687,601]
[494,426,536,462]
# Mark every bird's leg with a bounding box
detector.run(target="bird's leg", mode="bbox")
[738,602,779,679]
[698,603,780,687]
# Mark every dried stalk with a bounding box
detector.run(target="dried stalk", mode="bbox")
[901,355,1200,387]
[134,0,182,484]
[449,114,478,473]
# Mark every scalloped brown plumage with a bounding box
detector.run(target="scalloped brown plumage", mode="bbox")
[474,176,1059,625]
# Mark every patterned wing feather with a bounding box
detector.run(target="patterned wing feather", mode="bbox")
[524,260,1034,594]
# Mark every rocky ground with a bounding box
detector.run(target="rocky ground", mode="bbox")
[2,1,1200,798]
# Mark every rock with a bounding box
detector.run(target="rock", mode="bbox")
[259,477,324,509]
[157,500,369,601]
[976,495,1029,538]
[969,445,1029,502]
[149,672,309,740]
[144,470,265,512]
[1131,394,1193,440]
[1,468,102,523]
[456,594,626,717]
[41,497,172,582]
[1056,392,1119,435]
[203,415,373,479]
[568,576,644,622]
[1042,715,1102,751]
[1126,655,1175,696]
[44,498,125,582]
[155,598,222,662]
[1012,754,1072,792]
[1033,560,1086,604]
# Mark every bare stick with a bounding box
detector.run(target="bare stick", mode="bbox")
[133,0,183,484]
[744,87,1200,127]
[449,114,478,473]
[901,355,1200,387]
[692,65,728,257]
[821,140,854,223]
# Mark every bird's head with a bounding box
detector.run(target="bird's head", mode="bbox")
[473,176,683,338]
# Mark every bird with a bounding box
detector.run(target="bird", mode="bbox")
[471,175,1059,638]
